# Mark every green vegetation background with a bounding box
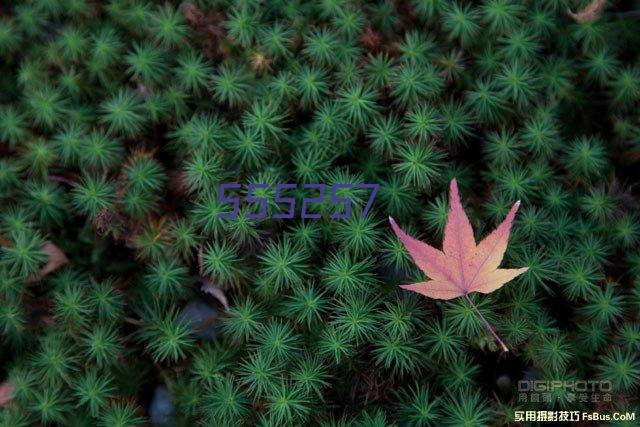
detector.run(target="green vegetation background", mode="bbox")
[0,0,639,425]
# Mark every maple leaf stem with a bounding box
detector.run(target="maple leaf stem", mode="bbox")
[463,293,509,353]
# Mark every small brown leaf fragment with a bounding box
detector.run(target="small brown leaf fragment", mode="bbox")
[40,242,69,277]
[96,209,114,236]
[28,242,69,282]
[180,2,225,59]
[179,2,204,26]
[200,280,229,310]
[250,52,272,73]
[568,0,608,23]
[359,26,382,51]
[0,234,11,247]
[0,381,13,407]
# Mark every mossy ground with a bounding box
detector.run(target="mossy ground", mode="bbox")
[1,0,640,426]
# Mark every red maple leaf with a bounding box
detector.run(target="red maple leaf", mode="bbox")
[389,178,528,351]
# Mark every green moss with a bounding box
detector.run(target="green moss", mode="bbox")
[0,0,639,425]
